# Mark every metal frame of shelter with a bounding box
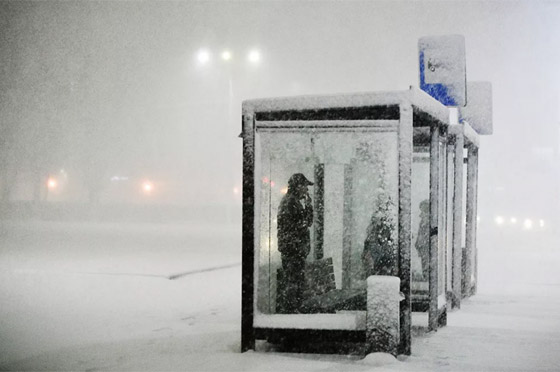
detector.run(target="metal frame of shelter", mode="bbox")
[240,87,482,355]
[458,123,480,299]
[410,120,480,330]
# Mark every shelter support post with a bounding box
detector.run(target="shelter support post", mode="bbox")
[472,148,479,296]
[428,124,440,332]
[241,114,255,352]
[463,145,478,298]
[451,131,464,308]
[398,104,413,355]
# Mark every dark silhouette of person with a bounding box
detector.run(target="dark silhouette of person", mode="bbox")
[415,199,430,281]
[276,173,314,313]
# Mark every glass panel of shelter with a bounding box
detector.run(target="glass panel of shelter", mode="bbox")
[411,127,450,316]
[464,145,479,297]
[461,145,475,298]
[411,147,429,288]
[445,143,455,296]
[255,126,399,315]
[437,140,445,301]
[438,138,447,303]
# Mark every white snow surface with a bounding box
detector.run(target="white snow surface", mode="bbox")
[361,352,398,367]
[1,220,560,371]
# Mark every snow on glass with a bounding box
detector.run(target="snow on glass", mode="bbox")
[255,127,399,322]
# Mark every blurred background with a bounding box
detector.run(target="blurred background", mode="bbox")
[0,0,558,232]
[1,2,560,368]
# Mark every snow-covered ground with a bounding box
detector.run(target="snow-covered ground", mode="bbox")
[1,219,560,371]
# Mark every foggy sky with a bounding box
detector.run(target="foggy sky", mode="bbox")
[0,1,559,218]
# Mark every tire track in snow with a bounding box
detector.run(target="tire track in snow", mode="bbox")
[15,262,241,280]
[168,262,240,280]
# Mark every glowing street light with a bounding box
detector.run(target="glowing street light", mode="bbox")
[494,216,504,225]
[193,46,262,215]
[221,50,232,61]
[248,49,261,64]
[196,48,262,66]
[196,49,210,64]
[523,219,533,230]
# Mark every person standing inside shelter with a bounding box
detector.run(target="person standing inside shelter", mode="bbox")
[415,199,430,281]
[276,173,314,313]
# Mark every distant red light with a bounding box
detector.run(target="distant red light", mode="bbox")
[142,181,154,194]
[47,178,57,189]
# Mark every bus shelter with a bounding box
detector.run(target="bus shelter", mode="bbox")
[410,119,481,331]
[239,87,469,355]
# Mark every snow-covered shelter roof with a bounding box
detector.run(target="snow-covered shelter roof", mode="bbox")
[242,86,448,126]
[449,122,480,148]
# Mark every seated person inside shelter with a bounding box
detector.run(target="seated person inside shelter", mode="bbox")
[362,195,397,278]
[276,173,314,314]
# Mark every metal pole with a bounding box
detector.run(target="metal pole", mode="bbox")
[268,156,272,313]
[428,124,440,332]
[398,104,413,355]
[226,74,234,223]
[241,113,255,352]
[472,148,479,296]
[463,145,476,298]
[452,130,464,308]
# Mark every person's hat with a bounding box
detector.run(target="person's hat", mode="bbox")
[288,173,314,188]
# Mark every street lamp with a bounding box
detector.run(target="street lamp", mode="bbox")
[196,49,210,65]
[248,49,261,64]
[194,47,262,221]
[221,50,232,61]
